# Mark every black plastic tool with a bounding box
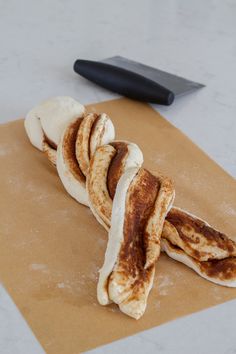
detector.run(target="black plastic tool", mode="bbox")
[74,59,175,106]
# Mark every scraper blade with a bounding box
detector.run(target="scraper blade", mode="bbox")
[102,56,205,97]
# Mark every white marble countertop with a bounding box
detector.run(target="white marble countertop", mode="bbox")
[0,0,235,353]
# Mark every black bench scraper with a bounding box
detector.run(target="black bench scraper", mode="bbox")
[73,56,204,106]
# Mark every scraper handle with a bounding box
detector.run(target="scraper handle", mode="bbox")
[73,59,175,106]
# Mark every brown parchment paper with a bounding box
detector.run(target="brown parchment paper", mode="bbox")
[0,98,236,353]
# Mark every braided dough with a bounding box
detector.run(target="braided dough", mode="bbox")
[24,96,236,319]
